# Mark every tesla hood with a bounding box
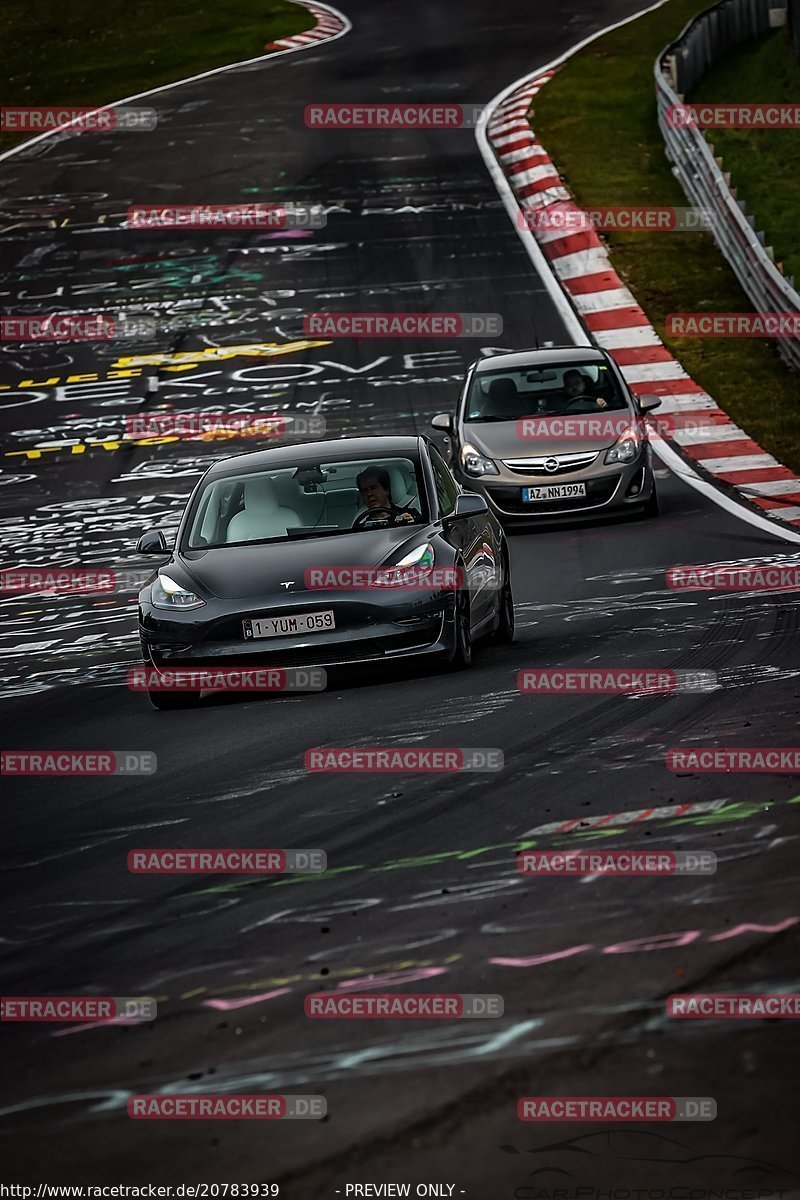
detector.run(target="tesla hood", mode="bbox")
[179,527,424,600]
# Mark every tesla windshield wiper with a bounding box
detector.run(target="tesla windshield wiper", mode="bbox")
[284,526,344,539]
[193,527,347,549]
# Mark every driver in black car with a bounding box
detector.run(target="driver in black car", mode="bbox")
[355,467,420,525]
[563,368,609,409]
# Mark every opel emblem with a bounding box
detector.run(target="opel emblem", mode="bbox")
[544,457,559,473]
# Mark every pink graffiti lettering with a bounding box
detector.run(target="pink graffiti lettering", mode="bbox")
[490,945,592,968]
[203,987,292,1012]
[708,917,799,942]
[603,930,702,954]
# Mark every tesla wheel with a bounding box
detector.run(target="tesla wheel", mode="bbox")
[493,565,515,644]
[449,594,473,670]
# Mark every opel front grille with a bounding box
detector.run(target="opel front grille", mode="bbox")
[501,451,599,476]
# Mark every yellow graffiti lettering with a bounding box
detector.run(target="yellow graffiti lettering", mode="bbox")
[0,339,330,394]
[112,339,329,369]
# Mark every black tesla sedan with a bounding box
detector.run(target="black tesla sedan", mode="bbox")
[135,435,514,708]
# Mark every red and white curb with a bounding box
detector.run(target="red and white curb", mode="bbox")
[478,48,800,544]
[266,1,348,50]
[521,798,727,840]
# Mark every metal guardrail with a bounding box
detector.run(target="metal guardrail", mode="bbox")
[655,0,800,372]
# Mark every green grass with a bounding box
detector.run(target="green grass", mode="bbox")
[1,0,314,151]
[532,0,800,473]
[693,28,800,287]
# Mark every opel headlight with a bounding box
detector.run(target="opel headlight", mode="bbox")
[151,573,205,610]
[604,424,642,465]
[461,443,499,477]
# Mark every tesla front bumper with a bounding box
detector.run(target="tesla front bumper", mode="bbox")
[139,588,457,670]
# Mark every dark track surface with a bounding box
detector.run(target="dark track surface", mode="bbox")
[1,0,800,1192]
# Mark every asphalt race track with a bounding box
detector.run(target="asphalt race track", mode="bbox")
[2,0,800,1192]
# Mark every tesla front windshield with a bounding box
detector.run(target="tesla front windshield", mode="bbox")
[465,361,629,422]
[185,455,427,549]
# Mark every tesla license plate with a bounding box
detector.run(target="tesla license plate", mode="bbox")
[522,483,587,502]
[243,610,335,639]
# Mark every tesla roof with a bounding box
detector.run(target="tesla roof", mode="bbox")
[474,345,607,372]
[205,434,424,476]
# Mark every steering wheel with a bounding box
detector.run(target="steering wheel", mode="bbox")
[565,395,606,410]
[352,506,398,530]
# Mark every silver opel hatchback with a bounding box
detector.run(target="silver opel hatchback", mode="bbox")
[432,346,662,524]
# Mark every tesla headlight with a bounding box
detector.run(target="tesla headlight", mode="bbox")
[461,443,499,477]
[375,543,435,587]
[397,543,435,572]
[604,424,642,465]
[151,572,205,610]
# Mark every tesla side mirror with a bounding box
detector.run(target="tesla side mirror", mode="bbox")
[451,492,489,519]
[638,394,662,412]
[431,413,454,433]
[136,528,170,554]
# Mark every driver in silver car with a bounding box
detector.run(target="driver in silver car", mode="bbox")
[355,467,421,524]
[563,368,610,409]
